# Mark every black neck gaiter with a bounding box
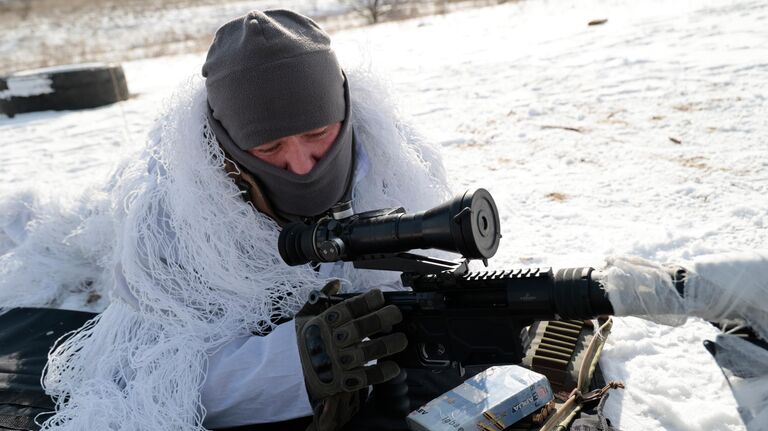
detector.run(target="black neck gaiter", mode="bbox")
[207,89,355,221]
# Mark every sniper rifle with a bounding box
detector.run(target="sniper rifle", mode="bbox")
[277,189,653,370]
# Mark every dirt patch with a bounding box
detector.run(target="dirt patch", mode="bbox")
[678,156,709,170]
[546,192,568,201]
[673,103,694,112]
[87,292,102,304]
[486,157,516,171]
[672,155,743,175]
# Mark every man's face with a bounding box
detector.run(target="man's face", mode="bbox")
[247,122,341,175]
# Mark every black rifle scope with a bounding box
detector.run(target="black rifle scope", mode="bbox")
[279,189,501,266]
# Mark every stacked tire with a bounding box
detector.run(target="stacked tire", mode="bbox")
[0,63,129,118]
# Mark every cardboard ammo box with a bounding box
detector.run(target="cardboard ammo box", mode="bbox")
[406,365,553,431]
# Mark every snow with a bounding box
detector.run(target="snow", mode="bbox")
[0,75,53,99]
[9,63,108,75]
[2,0,767,429]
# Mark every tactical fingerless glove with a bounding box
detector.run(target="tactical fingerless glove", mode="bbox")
[295,281,408,430]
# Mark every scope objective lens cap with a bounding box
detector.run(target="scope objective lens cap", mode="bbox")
[457,188,501,259]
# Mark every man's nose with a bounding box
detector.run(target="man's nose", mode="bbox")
[284,140,317,175]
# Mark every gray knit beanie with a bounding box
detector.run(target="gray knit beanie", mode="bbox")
[203,9,346,149]
[202,10,354,220]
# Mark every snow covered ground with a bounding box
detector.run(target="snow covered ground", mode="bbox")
[1,0,766,429]
[0,0,347,73]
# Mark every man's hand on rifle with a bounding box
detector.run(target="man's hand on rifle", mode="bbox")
[296,280,407,431]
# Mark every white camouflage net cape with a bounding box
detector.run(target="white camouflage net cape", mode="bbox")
[39,69,451,430]
[0,186,114,313]
[601,251,768,431]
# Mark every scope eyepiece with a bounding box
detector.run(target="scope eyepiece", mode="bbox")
[278,188,501,266]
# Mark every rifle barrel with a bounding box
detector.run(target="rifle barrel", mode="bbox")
[378,266,613,320]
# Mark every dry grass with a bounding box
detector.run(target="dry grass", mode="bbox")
[1,0,514,74]
[1,0,221,73]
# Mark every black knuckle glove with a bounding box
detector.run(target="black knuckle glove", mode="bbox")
[295,282,408,403]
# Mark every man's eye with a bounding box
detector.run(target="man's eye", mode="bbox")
[305,129,328,140]
[256,145,279,155]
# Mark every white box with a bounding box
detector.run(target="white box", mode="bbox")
[406,365,553,431]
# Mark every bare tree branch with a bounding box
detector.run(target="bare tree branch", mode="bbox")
[341,0,407,24]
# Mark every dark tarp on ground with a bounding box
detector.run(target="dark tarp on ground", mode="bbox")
[0,308,96,431]
[0,308,548,431]
[0,307,314,431]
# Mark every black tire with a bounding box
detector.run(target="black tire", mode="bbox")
[0,63,129,118]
